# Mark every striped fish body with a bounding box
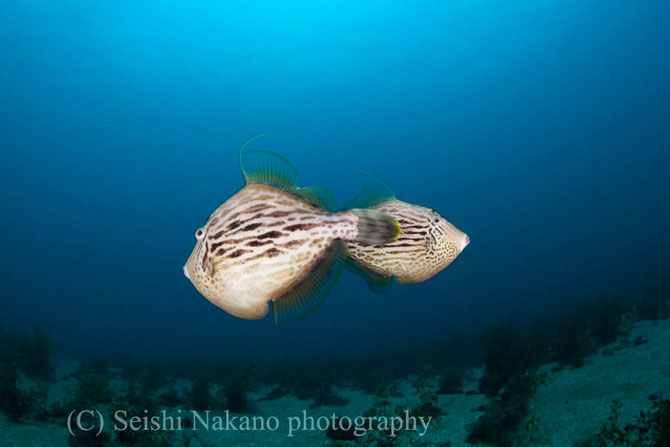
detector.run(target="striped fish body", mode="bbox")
[184,183,387,320]
[347,199,469,284]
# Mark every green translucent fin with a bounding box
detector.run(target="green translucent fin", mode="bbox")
[345,184,395,209]
[345,258,393,293]
[240,149,298,190]
[357,169,396,195]
[294,185,338,211]
[238,134,298,190]
[345,170,396,209]
[273,240,347,325]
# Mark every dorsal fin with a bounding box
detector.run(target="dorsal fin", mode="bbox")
[294,185,338,212]
[238,134,298,191]
[273,240,347,324]
[344,258,394,293]
[345,170,396,209]
[237,135,338,210]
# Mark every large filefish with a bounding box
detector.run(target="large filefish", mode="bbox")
[345,175,469,291]
[183,137,400,323]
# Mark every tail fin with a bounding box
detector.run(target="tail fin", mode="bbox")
[351,209,400,245]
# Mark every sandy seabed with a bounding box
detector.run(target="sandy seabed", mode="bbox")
[1,318,668,447]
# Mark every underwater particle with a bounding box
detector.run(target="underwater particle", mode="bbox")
[183,135,400,323]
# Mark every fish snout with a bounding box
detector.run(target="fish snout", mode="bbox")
[463,233,470,248]
[183,264,190,280]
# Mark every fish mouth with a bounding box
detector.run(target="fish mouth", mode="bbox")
[463,234,470,248]
[183,264,190,280]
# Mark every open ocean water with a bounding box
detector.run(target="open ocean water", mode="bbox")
[1,1,669,446]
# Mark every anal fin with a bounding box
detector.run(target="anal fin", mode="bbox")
[273,240,348,324]
[345,258,393,293]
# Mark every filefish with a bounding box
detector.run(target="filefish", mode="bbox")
[345,175,469,290]
[183,136,400,324]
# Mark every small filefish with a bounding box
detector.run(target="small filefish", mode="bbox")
[345,175,469,290]
[183,136,400,323]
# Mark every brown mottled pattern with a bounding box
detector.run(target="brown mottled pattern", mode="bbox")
[347,199,468,284]
[184,183,365,320]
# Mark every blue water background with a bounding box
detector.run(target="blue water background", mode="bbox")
[1,1,669,364]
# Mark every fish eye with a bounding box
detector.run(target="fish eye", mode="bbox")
[434,218,440,223]
[195,228,205,240]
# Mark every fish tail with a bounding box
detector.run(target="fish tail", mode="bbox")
[349,209,401,245]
